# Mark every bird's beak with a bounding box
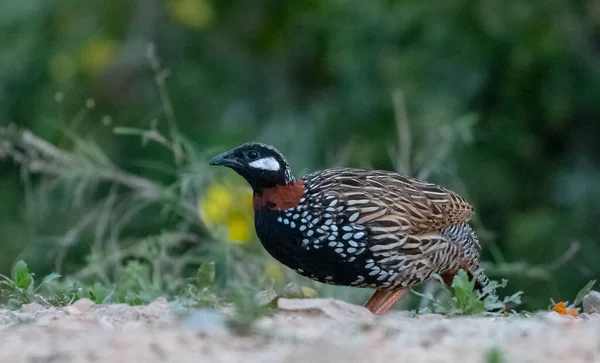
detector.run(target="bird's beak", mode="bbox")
[209,150,240,168]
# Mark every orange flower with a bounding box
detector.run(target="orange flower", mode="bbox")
[552,302,579,317]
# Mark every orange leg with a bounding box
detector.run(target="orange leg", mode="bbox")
[364,289,407,315]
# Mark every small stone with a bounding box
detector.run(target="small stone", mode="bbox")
[21,303,44,313]
[149,296,169,309]
[98,316,114,330]
[277,298,374,324]
[180,309,228,333]
[418,313,444,320]
[538,311,576,323]
[72,298,95,311]
[583,290,600,314]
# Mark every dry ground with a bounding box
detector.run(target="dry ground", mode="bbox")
[0,297,598,363]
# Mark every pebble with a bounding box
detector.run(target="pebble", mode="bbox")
[583,291,600,314]
[277,298,374,324]
[20,303,44,313]
[71,298,96,311]
[180,309,228,334]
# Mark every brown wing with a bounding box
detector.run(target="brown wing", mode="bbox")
[301,168,475,287]
[304,168,473,235]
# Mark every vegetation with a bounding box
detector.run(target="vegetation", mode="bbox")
[413,270,522,316]
[0,1,599,317]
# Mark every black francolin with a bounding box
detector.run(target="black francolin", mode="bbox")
[209,142,492,315]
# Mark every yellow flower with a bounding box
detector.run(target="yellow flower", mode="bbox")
[167,0,214,29]
[200,183,254,244]
[227,213,252,243]
[201,185,233,223]
[80,39,118,75]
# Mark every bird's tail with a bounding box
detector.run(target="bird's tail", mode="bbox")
[469,263,495,297]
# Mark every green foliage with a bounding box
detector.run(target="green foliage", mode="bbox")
[573,280,596,307]
[185,262,220,308]
[0,260,67,309]
[224,286,274,335]
[414,270,523,316]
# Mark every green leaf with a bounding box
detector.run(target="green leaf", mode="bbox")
[451,270,484,314]
[195,262,216,289]
[280,282,304,299]
[0,273,15,287]
[13,260,33,290]
[255,287,278,307]
[88,282,108,304]
[33,272,61,293]
[39,273,61,289]
[41,273,61,285]
[573,280,596,307]
[300,286,319,299]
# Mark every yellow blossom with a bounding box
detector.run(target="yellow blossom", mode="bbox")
[80,39,118,75]
[167,0,214,29]
[200,183,254,244]
[201,185,232,223]
[226,213,252,243]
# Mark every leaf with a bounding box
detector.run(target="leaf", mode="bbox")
[502,291,523,306]
[41,273,61,285]
[300,286,319,299]
[255,288,278,307]
[88,282,108,304]
[573,280,596,307]
[13,260,33,290]
[0,274,15,287]
[195,262,216,289]
[33,272,61,294]
[451,270,484,314]
[37,273,61,292]
[280,282,304,299]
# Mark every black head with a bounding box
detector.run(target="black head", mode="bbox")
[209,142,295,191]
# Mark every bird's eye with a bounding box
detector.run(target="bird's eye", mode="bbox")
[247,150,259,160]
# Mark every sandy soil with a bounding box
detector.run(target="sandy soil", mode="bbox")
[0,297,598,363]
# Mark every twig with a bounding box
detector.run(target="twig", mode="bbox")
[21,130,72,163]
[485,241,581,279]
[147,44,184,168]
[26,129,159,193]
[546,241,580,271]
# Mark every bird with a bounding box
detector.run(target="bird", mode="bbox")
[209,142,493,315]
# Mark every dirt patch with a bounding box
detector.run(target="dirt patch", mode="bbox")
[0,297,598,363]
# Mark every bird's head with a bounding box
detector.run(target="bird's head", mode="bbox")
[209,142,295,191]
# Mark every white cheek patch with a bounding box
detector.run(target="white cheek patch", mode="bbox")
[249,157,280,171]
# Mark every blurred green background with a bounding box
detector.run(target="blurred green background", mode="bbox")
[1,0,599,310]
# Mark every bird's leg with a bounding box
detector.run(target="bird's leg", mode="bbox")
[364,289,407,315]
